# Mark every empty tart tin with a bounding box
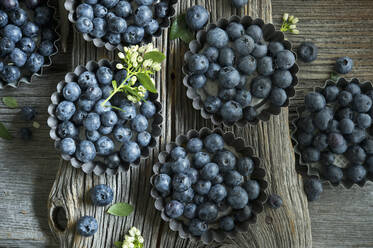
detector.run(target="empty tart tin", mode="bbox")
[292,78,373,188]
[150,127,267,244]
[47,59,163,176]
[182,15,299,127]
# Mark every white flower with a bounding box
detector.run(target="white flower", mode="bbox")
[152,63,161,71]
[143,59,153,68]
[125,235,135,242]
[116,63,124,69]
[138,236,144,244]
[122,244,129,248]
[118,52,125,59]
[283,13,289,21]
[127,95,137,103]
[288,15,294,22]
[289,24,296,30]
[138,92,145,98]
[130,76,137,85]
[291,17,299,24]
[133,61,138,67]
[138,46,145,53]
[129,227,138,237]
[123,47,129,53]
[291,29,299,34]
[138,86,146,92]
[130,45,139,52]
[137,56,143,63]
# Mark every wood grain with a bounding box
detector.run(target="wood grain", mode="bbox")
[47,0,312,247]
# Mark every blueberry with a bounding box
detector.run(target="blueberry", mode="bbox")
[353,94,372,113]
[172,173,191,192]
[76,17,93,33]
[57,121,78,138]
[93,4,107,18]
[83,113,100,131]
[226,22,244,40]
[232,0,248,8]
[208,184,227,203]
[301,147,320,162]
[86,130,101,142]
[183,203,197,219]
[123,25,145,44]
[106,32,121,45]
[213,150,236,172]
[346,165,366,183]
[297,42,318,63]
[226,170,244,187]
[211,174,223,185]
[345,83,361,95]
[270,87,287,106]
[0,37,14,56]
[336,107,353,120]
[34,6,52,26]
[328,132,347,154]
[193,152,210,169]
[200,162,219,181]
[108,16,127,34]
[233,90,251,108]
[268,42,284,56]
[115,1,131,18]
[346,128,366,144]
[20,106,37,121]
[135,0,153,5]
[237,55,257,75]
[90,18,107,38]
[251,76,272,98]
[193,195,205,205]
[76,140,96,162]
[154,2,168,18]
[120,141,141,162]
[0,10,8,28]
[3,24,21,42]
[99,125,113,135]
[131,114,148,132]
[18,37,36,53]
[217,47,235,66]
[154,174,171,193]
[234,205,252,222]
[25,53,44,72]
[237,157,254,176]
[95,136,114,155]
[76,216,98,237]
[252,41,268,58]
[303,177,323,201]
[173,158,190,174]
[56,101,76,121]
[218,88,236,101]
[242,180,260,200]
[59,138,76,155]
[203,46,219,62]
[267,194,283,209]
[173,188,194,203]
[304,92,326,112]
[95,67,112,86]
[185,168,198,184]
[165,200,184,218]
[204,96,222,114]
[159,162,173,175]
[220,101,243,122]
[227,186,248,209]
[187,54,209,74]
[9,7,27,26]
[204,133,224,153]
[234,35,255,56]
[257,56,274,76]
[335,56,353,74]
[112,126,131,143]
[114,69,127,85]
[188,74,206,89]
[206,27,229,49]
[42,28,57,41]
[100,111,118,127]
[90,184,113,206]
[144,19,159,35]
[346,145,366,164]
[84,0,97,4]
[185,5,208,31]
[198,202,219,223]
[105,153,121,169]
[322,165,343,184]
[186,138,203,153]
[320,152,335,166]
[118,102,137,120]
[76,3,94,19]
[219,66,240,89]
[170,146,186,161]
[72,110,87,125]
[243,106,257,121]
[101,85,113,99]
[339,118,354,134]
[137,130,151,146]
[194,180,211,195]
[296,131,313,147]
[275,50,295,70]
[134,5,152,27]
[100,0,119,8]
[323,85,339,102]
[356,113,371,128]
[188,219,207,236]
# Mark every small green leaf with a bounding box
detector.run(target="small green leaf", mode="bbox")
[114,241,123,248]
[0,122,13,140]
[107,203,134,217]
[144,51,166,63]
[137,73,157,93]
[33,121,40,129]
[112,80,117,90]
[330,72,339,82]
[2,97,18,108]
[170,14,194,44]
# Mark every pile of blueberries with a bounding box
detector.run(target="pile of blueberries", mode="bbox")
[73,0,172,46]
[153,132,262,237]
[0,0,57,86]
[54,63,159,171]
[185,21,296,124]
[296,79,373,185]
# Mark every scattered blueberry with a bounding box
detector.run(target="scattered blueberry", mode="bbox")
[90,184,113,206]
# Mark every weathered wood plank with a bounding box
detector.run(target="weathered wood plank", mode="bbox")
[47,0,311,247]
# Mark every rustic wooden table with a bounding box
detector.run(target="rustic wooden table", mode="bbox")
[0,0,372,247]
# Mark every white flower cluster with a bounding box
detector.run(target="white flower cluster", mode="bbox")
[282,13,299,34]
[122,227,144,248]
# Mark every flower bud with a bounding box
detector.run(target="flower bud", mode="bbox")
[137,56,143,63]
[289,24,296,29]
[291,29,299,34]
[288,15,294,22]
[292,17,299,24]
[116,63,124,69]
[138,236,144,244]
[283,13,289,21]
[118,52,125,59]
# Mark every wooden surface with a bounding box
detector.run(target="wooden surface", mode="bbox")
[0,0,372,247]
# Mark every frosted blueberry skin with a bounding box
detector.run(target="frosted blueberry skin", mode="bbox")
[76,216,98,237]
[90,184,113,206]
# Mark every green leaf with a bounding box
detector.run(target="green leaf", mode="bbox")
[330,72,339,82]
[137,73,157,93]
[0,122,13,140]
[2,97,18,108]
[170,14,194,44]
[112,80,117,90]
[114,241,123,248]
[144,51,166,63]
[32,121,40,129]
[107,203,134,217]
